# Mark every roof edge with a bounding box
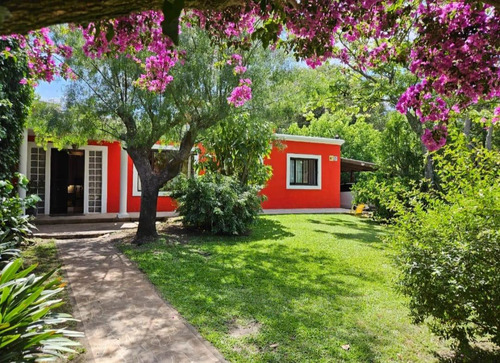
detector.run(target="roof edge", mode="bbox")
[274,133,345,146]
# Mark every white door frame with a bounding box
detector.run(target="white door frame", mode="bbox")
[28,143,108,214]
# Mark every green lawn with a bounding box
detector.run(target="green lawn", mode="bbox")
[120,214,449,362]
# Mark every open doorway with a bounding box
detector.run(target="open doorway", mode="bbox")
[50,149,85,215]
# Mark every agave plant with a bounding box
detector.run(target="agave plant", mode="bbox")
[0,259,83,362]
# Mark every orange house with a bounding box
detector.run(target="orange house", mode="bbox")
[20,131,344,216]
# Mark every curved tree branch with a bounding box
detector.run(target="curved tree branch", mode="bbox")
[0,0,243,35]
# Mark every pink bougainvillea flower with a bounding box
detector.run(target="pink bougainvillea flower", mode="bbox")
[227,78,252,107]
[421,124,448,152]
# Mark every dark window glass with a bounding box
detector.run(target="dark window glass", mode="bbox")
[289,158,318,186]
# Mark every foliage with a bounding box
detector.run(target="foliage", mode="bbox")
[200,112,274,186]
[0,39,33,180]
[351,112,425,219]
[171,174,263,235]
[377,112,424,179]
[389,138,500,349]
[28,98,106,149]
[352,173,416,221]
[0,259,82,362]
[120,214,451,362]
[0,176,39,252]
[287,111,381,163]
[9,1,499,151]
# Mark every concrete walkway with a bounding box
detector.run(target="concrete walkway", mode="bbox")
[56,234,226,363]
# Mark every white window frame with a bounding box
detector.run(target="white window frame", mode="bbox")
[27,142,48,214]
[83,145,108,214]
[132,144,197,197]
[286,153,322,190]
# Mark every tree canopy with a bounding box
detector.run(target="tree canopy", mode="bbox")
[7,0,498,152]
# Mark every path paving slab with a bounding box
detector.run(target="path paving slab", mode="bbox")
[56,235,226,363]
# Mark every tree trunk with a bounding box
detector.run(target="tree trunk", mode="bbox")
[0,0,243,35]
[424,153,434,184]
[486,125,493,150]
[406,111,434,184]
[463,118,472,137]
[135,175,160,244]
[127,147,161,243]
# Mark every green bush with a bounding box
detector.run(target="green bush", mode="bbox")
[389,142,500,349]
[351,173,416,221]
[0,259,83,362]
[0,175,39,251]
[171,174,263,235]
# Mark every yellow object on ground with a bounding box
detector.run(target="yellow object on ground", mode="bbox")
[353,204,365,215]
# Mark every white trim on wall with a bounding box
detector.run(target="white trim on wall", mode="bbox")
[83,145,108,214]
[286,153,322,190]
[275,133,345,146]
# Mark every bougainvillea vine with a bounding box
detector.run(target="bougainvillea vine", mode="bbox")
[5,0,499,150]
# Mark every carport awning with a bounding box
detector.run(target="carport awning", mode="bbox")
[341,158,377,172]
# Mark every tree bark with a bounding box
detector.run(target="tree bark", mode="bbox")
[127,147,161,244]
[0,0,243,35]
[126,129,196,243]
[463,118,472,137]
[485,125,493,150]
[406,111,434,183]
[136,175,160,243]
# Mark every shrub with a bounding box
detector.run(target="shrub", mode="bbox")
[171,174,263,235]
[0,259,83,362]
[389,141,500,349]
[351,173,416,221]
[0,175,39,251]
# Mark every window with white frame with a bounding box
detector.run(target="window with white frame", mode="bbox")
[132,145,197,196]
[286,153,322,190]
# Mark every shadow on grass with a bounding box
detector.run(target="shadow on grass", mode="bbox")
[436,344,500,363]
[121,219,393,361]
[161,217,295,246]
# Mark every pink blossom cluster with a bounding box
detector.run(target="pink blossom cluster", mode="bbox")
[421,124,448,152]
[81,11,180,93]
[398,1,499,130]
[194,0,498,150]
[6,0,499,150]
[227,53,248,75]
[227,79,252,107]
[4,28,75,85]
[493,107,500,124]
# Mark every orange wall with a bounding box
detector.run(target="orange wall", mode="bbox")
[261,140,341,209]
[126,157,177,212]
[35,137,341,212]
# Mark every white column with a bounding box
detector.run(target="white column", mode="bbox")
[118,146,129,218]
[18,129,28,200]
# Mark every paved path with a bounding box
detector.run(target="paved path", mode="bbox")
[56,235,226,363]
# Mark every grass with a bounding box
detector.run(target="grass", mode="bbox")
[120,214,450,362]
[21,239,72,316]
[21,238,85,360]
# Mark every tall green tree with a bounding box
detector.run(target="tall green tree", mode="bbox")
[31,26,278,243]
[0,39,33,180]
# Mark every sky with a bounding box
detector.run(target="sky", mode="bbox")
[35,79,69,103]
